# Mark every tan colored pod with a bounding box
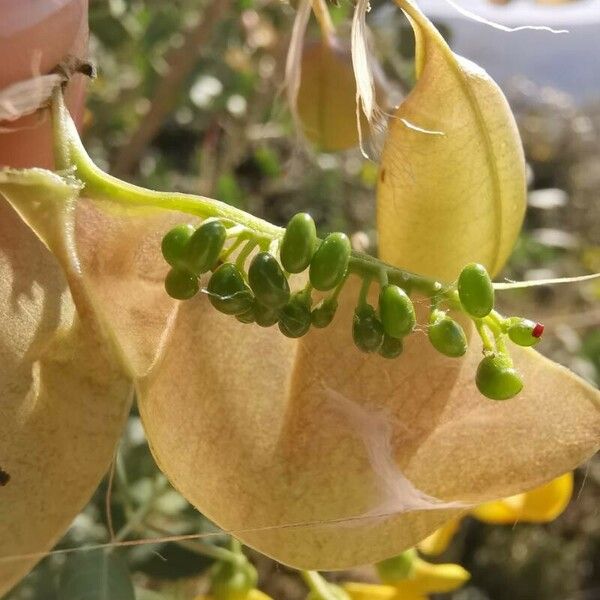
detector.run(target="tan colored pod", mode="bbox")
[297,37,383,152]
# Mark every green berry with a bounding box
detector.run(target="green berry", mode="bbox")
[379,284,416,338]
[309,232,351,291]
[353,305,384,353]
[164,268,199,300]
[508,318,543,347]
[161,224,194,268]
[248,252,290,309]
[311,298,338,328]
[185,220,227,274]
[457,262,495,318]
[254,302,279,328]
[379,334,404,359]
[476,354,524,400]
[236,305,256,324]
[210,560,257,600]
[207,263,254,315]
[280,212,317,273]
[279,294,311,338]
[428,310,468,357]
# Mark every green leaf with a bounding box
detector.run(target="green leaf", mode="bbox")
[59,550,135,600]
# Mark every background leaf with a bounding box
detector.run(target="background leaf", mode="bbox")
[59,550,135,600]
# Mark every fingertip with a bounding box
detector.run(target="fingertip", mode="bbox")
[0,0,88,169]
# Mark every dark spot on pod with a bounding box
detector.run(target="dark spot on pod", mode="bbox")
[0,469,10,487]
[380,168,386,183]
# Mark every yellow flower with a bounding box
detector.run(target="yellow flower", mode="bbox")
[472,471,574,524]
[195,592,273,600]
[344,557,470,600]
[419,472,574,555]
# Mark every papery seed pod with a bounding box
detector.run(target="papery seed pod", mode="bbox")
[353,305,384,353]
[379,284,416,338]
[428,310,467,357]
[457,263,495,318]
[279,293,312,338]
[309,232,351,291]
[164,268,199,300]
[379,334,404,359]
[185,220,227,275]
[476,354,523,400]
[280,212,317,274]
[248,252,290,309]
[508,318,543,347]
[161,224,195,269]
[311,297,338,328]
[207,263,254,316]
[297,37,384,152]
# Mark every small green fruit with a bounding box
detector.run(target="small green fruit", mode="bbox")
[457,262,495,318]
[248,252,290,309]
[207,263,254,315]
[379,284,415,338]
[476,354,524,400]
[428,310,467,357]
[279,294,312,338]
[353,305,384,353]
[185,220,227,274]
[311,298,338,328]
[164,268,199,300]
[378,334,404,359]
[508,318,544,347]
[280,212,317,274]
[161,224,195,268]
[309,232,351,291]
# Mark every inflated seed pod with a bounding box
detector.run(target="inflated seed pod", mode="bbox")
[311,298,338,328]
[309,232,351,291]
[161,224,195,269]
[248,252,290,309]
[507,318,544,347]
[457,262,494,318]
[378,284,416,338]
[379,334,404,359]
[254,302,279,328]
[185,220,227,275]
[164,267,199,300]
[428,310,467,357]
[476,354,523,400]
[279,293,312,338]
[297,37,384,152]
[353,305,384,353]
[280,213,317,274]
[207,263,254,315]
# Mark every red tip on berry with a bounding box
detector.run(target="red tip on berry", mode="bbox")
[532,322,544,338]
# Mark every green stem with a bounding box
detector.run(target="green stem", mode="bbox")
[50,89,450,301]
[144,522,239,563]
[301,571,338,600]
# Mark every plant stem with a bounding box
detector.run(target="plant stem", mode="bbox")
[311,0,336,41]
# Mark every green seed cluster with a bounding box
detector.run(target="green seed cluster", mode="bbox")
[160,215,545,402]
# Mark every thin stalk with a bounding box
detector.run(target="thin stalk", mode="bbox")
[311,0,336,41]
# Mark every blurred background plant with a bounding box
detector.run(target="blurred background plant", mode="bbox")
[6,0,599,598]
